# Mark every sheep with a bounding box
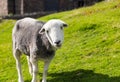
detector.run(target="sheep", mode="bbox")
[12,17,68,82]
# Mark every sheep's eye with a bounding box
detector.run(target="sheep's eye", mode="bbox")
[46,30,49,33]
[61,26,63,30]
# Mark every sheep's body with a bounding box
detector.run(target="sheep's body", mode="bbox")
[12,18,55,60]
[12,18,67,82]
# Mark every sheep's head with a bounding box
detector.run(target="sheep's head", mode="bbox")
[39,19,68,49]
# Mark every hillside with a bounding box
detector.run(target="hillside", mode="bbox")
[1,0,120,82]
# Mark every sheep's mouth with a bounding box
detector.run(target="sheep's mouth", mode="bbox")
[53,44,62,49]
[56,44,62,47]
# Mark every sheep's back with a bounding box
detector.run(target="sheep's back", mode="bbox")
[12,18,44,55]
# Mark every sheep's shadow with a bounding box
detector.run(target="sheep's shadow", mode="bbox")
[47,69,120,82]
[25,69,120,82]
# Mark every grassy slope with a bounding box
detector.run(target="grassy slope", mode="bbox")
[1,0,120,82]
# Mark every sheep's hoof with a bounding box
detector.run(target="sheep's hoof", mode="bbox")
[18,78,24,82]
[42,80,46,82]
[31,79,37,82]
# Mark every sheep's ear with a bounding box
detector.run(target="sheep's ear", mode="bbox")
[39,28,45,34]
[63,23,68,27]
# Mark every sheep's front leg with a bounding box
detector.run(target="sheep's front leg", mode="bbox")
[30,58,38,82]
[27,56,33,75]
[42,60,51,82]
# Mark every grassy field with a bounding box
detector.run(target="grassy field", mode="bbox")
[1,0,120,82]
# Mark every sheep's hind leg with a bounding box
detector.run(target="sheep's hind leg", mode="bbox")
[13,49,24,82]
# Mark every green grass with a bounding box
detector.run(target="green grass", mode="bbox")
[1,0,120,82]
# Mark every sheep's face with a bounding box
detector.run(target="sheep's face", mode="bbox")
[39,19,67,49]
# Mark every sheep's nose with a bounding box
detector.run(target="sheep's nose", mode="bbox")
[54,40,61,45]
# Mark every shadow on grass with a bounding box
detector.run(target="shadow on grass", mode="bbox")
[25,69,120,82]
[47,69,120,82]
[25,80,30,82]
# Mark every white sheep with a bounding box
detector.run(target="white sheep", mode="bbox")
[12,17,68,82]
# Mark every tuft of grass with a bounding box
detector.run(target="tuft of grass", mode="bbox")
[1,0,120,82]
